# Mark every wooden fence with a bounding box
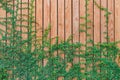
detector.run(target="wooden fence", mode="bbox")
[36,1,120,79]
[0,0,120,79]
[37,0,120,76]
[0,0,120,51]
[35,0,120,45]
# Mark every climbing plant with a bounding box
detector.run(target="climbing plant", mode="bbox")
[0,0,120,80]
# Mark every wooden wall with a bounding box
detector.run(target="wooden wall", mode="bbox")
[36,0,120,45]
[0,0,120,79]
[0,0,120,49]
[35,2,120,79]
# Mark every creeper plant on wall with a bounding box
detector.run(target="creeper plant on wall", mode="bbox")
[0,0,120,80]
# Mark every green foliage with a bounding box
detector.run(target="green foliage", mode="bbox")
[0,0,120,80]
[0,68,8,80]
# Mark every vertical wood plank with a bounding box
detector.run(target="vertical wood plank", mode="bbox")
[58,0,65,42]
[80,0,86,49]
[51,0,57,42]
[94,0,101,74]
[115,0,120,46]
[7,1,13,45]
[87,0,94,77]
[0,0,7,77]
[22,0,28,40]
[108,0,115,42]
[94,0,100,44]
[87,0,94,42]
[58,0,65,60]
[50,0,57,79]
[115,0,120,68]
[15,0,21,33]
[101,0,107,42]
[43,0,51,66]
[51,0,57,56]
[58,0,65,80]
[44,0,50,29]
[65,0,72,40]
[115,0,120,65]
[100,0,107,75]
[15,0,21,79]
[21,0,29,79]
[36,0,43,44]
[73,0,79,64]
[80,0,86,79]
[0,4,6,39]
[36,3,43,76]
[31,0,36,79]
[65,0,72,74]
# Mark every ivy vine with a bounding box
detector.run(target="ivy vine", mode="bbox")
[0,0,120,80]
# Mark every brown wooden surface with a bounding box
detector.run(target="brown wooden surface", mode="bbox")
[73,0,79,64]
[108,0,115,42]
[43,0,51,67]
[22,0,28,40]
[0,0,120,80]
[58,0,65,79]
[94,0,100,44]
[115,0,120,46]
[79,1,86,79]
[36,0,43,43]
[101,0,107,43]
[0,3,6,39]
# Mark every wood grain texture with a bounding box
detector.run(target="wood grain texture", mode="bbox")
[80,0,86,45]
[94,0,101,74]
[94,0,101,44]
[87,0,94,77]
[58,0,65,80]
[80,0,86,79]
[22,0,28,40]
[108,0,115,42]
[51,0,57,57]
[65,0,72,40]
[0,3,6,39]
[115,0,120,46]
[58,0,65,42]
[87,0,94,42]
[44,0,50,29]
[35,1,42,70]
[73,0,79,64]
[64,0,72,78]
[101,0,107,42]
[7,1,13,44]
[58,0,65,60]
[36,0,43,44]
[43,0,51,66]
[51,0,57,44]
